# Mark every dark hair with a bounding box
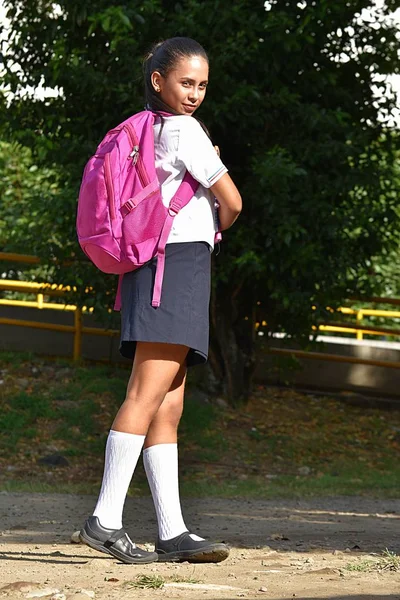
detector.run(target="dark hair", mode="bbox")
[143,37,209,114]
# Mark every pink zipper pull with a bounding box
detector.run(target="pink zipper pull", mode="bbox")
[129,145,139,165]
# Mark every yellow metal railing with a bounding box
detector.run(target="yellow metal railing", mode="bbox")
[318,305,400,341]
[2,252,400,366]
[0,253,118,361]
[257,305,400,341]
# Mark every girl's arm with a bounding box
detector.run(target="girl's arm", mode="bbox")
[211,173,242,230]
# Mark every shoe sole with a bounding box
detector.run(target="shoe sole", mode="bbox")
[157,544,229,563]
[79,530,158,564]
[79,529,111,556]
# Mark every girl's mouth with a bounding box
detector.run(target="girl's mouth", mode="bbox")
[182,104,197,113]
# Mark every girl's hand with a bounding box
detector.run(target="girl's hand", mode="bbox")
[210,173,242,230]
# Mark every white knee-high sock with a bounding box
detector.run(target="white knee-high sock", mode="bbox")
[93,430,145,530]
[143,443,204,541]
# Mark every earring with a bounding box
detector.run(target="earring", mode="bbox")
[155,86,160,92]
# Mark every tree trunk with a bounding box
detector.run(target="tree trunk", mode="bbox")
[209,280,257,405]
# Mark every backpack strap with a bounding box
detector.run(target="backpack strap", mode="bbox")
[152,172,199,307]
[113,171,199,312]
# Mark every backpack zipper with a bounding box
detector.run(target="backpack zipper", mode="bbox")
[129,145,139,165]
[125,123,149,189]
[104,153,116,220]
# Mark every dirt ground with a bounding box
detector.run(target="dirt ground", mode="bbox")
[1,493,400,600]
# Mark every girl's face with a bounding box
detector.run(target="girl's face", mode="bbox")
[152,56,209,115]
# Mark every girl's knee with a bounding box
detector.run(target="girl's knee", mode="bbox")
[153,395,184,427]
[165,395,184,420]
[124,388,165,412]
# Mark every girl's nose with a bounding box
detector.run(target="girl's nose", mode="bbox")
[189,88,199,101]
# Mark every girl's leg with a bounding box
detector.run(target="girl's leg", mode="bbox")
[143,363,188,540]
[143,364,230,562]
[92,341,188,530]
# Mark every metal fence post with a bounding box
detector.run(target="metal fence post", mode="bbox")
[356,310,363,340]
[73,307,82,361]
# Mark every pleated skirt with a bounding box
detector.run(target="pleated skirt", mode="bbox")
[119,242,211,367]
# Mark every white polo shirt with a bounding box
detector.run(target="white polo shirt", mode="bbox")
[153,115,228,248]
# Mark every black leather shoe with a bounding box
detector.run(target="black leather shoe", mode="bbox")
[79,516,158,564]
[156,531,229,563]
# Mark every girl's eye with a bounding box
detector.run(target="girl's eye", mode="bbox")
[182,81,190,87]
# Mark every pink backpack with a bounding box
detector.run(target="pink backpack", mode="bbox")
[76,110,198,309]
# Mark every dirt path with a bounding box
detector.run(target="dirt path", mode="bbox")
[1,493,400,599]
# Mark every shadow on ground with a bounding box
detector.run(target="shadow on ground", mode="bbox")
[1,493,399,555]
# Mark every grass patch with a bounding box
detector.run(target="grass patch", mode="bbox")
[377,549,400,572]
[345,559,375,573]
[0,351,35,365]
[1,350,400,497]
[168,575,203,584]
[346,550,400,573]
[125,574,203,590]
[126,575,165,590]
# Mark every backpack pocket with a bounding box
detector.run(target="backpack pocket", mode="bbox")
[122,191,166,247]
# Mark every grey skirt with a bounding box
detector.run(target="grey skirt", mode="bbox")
[119,242,211,367]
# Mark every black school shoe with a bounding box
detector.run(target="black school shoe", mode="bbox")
[79,516,158,564]
[156,531,229,563]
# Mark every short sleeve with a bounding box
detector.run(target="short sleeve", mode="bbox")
[177,117,228,188]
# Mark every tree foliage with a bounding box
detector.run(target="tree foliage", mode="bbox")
[0,142,59,257]
[1,0,399,402]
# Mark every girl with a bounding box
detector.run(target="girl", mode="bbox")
[80,37,242,564]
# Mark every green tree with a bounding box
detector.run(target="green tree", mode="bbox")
[1,0,399,402]
[0,141,59,257]
[370,133,400,298]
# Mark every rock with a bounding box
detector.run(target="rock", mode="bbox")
[26,589,60,599]
[1,582,39,593]
[270,533,289,541]
[17,378,30,388]
[0,583,59,597]
[70,531,82,544]
[50,595,66,600]
[297,466,311,476]
[54,368,72,380]
[259,587,268,592]
[76,591,95,598]
[37,455,69,467]
[215,397,229,409]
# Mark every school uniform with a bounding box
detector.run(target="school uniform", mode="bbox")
[119,115,227,366]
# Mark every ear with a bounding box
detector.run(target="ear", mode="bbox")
[151,71,163,93]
